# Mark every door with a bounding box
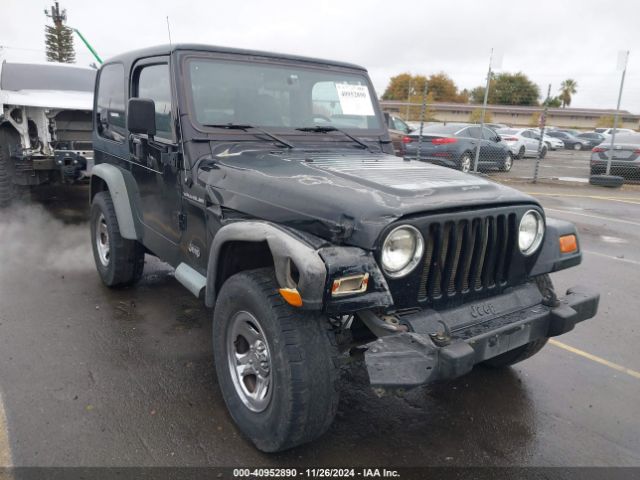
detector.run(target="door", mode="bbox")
[521,130,538,154]
[481,127,504,163]
[128,58,183,248]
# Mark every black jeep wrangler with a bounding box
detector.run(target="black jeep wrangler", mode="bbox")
[89,44,599,452]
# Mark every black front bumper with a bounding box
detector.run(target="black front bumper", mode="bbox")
[364,283,599,388]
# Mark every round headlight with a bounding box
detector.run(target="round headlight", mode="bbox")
[381,225,424,277]
[518,210,545,256]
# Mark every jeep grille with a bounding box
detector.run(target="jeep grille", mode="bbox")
[417,212,517,302]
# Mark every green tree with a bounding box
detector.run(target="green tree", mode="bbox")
[44,2,76,63]
[492,73,539,106]
[470,73,539,106]
[470,85,488,104]
[469,108,493,124]
[559,79,578,108]
[543,96,562,108]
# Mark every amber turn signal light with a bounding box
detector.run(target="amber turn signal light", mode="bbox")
[279,288,303,307]
[559,234,578,254]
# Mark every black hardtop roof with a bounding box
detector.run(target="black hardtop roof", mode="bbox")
[104,44,367,71]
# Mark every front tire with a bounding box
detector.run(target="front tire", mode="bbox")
[90,191,145,287]
[213,268,340,452]
[573,143,583,151]
[500,153,513,172]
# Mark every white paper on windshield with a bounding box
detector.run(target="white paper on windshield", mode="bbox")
[335,83,375,116]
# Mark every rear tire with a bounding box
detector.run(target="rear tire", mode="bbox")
[573,143,583,151]
[90,191,145,287]
[459,153,472,173]
[213,268,340,452]
[482,274,553,368]
[500,153,513,172]
[517,146,525,159]
[0,128,18,208]
[539,146,548,159]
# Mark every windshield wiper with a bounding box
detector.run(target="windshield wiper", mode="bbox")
[296,125,371,151]
[204,123,296,149]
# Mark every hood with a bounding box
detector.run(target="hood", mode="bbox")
[200,145,539,249]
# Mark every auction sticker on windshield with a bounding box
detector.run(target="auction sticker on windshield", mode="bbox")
[335,83,375,116]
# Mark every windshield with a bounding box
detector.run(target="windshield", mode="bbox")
[187,58,382,131]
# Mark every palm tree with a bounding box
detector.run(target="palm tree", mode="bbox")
[559,79,578,108]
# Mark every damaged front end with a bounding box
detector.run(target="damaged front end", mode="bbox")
[359,281,598,389]
[317,209,600,391]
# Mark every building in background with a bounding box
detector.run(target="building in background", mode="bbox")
[380,101,640,130]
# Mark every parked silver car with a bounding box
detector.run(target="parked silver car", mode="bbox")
[496,128,547,159]
[526,128,564,151]
[590,134,640,178]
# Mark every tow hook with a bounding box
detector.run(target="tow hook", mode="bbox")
[429,320,452,347]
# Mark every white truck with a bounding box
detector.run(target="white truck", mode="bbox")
[0,60,95,206]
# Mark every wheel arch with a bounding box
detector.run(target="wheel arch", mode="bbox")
[90,163,141,240]
[205,222,327,310]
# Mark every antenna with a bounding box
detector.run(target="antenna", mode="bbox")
[165,16,189,185]
[166,16,173,47]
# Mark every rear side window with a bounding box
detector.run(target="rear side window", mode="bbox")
[466,126,482,139]
[135,63,173,141]
[96,63,126,142]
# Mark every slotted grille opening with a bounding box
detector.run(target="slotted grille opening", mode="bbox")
[417,213,517,304]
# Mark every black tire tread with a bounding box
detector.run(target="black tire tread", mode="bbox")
[91,191,144,287]
[214,268,340,452]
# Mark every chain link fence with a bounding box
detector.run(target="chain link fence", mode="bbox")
[381,55,640,187]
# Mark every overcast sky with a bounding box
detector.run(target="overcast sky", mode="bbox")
[1,0,639,111]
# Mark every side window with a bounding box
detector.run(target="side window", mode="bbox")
[465,127,482,139]
[482,127,497,140]
[136,63,173,141]
[393,117,410,133]
[521,131,530,138]
[96,63,126,142]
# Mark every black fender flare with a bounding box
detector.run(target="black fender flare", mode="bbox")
[205,221,327,309]
[90,163,142,240]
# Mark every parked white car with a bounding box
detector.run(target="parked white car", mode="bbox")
[526,128,564,150]
[496,128,548,159]
[596,127,636,135]
[597,127,637,143]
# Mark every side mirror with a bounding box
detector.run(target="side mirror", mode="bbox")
[127,98,156,137]
[494,136,501,142]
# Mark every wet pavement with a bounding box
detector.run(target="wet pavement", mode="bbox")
[0,183,639,467]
